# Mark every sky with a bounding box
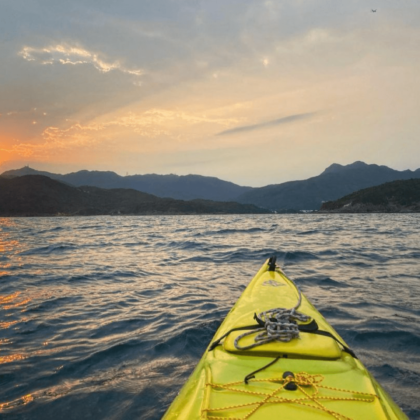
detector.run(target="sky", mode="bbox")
[0,0,419,187]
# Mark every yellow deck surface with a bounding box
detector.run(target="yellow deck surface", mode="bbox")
[163,261,407,420]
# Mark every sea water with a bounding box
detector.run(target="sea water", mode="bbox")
[0,214,419,419]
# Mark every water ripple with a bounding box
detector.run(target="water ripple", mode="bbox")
[0,214,419,419]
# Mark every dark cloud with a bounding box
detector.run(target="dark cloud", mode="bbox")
[216,112,316,136]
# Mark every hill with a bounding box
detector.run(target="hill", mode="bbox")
[1,167,252,202]
[236,161,420,210]
[3,161,420,211]
[320,179,420,213]
[0,175,270,216]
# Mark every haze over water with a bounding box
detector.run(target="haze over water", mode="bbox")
[1,214,419,419]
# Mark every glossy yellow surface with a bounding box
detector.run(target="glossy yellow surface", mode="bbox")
[163,261,408,420]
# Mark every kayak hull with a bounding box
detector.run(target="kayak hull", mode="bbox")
[163,260,407,420]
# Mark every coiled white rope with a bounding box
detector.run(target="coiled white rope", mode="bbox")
[234,281,310,350]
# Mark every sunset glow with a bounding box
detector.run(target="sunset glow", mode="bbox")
[1,2,419,185]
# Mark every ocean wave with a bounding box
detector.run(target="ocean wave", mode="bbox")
[353,330,420,350]
[296,276,349,288]
[204,227,268,235]
[19,244,79,256]
[284,250,319,263]
[1,214,419,419]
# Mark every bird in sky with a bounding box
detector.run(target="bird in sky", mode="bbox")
[371,9,377,12]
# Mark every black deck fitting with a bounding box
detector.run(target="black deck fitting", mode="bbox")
[268,255,277,271]
[283,371,298,391]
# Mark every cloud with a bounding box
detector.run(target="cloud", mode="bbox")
[216,112,316,136]
[0,108,240,158]
[1,1,419,185]
[18,44,143,77]
[1,110,316,159]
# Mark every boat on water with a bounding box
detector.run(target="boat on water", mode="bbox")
[163,257,407,419]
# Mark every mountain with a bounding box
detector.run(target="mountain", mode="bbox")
[236,161,420,210]
[320,179,420,213]
[3,161,420,211]
[0,175,270,216]
[1,167,252,201]
[1,166,59,178]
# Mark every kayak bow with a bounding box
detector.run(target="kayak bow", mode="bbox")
[163,257,407,420]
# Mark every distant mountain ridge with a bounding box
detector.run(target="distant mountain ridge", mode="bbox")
[1,167,252,202]
[3,161,420,210]
[236,161,420,210]
[0,175,270,216]
[320,179,420,213]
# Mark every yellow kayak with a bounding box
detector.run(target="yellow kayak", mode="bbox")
[163,258,407,420]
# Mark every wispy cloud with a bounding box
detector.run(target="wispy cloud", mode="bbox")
[19,44,143,77]
[1,109,240,158]
[216,112,316,136]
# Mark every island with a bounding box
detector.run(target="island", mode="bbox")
[0,175,271,216]
[320,179,420,213]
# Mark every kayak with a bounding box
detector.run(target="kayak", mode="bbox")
[163,257,407,420]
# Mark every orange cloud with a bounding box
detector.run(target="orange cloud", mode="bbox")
[0,109,241,159]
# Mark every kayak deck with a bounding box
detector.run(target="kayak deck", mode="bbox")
[163,260,407,419]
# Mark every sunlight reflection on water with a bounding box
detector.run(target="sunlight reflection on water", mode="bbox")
[0,215,419,419]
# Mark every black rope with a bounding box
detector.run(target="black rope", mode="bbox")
[244,356,281,384]
[208,323,261,351]
[208,317,357,359]
[305,330,357,359]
